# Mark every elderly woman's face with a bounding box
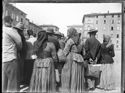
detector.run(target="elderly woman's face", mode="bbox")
[103,35,111,43]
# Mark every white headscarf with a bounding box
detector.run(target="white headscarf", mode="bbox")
[103,34,113,48]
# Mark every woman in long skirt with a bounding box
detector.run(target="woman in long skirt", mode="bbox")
[98,34,115,90]
[61,28,85,93]
[29,31,58,92]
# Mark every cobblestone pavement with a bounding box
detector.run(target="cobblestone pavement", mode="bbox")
[20,86,121,93]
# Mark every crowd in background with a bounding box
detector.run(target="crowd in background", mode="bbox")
[2,16,115,93]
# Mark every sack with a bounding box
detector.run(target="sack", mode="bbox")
[72,53,84,63]
[57,49,66,62]
[86,64,101,78]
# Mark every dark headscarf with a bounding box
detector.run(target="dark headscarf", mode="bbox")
[34,31,48,55]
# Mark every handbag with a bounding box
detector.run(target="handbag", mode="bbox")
[86,64,101,78]
[72,53,84,63]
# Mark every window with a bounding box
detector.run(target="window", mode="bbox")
[11,13,15,20]
[21,18,23,22]
[117,34,119,38]
[117,40,119,43]
[16,16,19,21]
[112,15,114,18]
[111,26,113,30]
[112,20,114,24]
[104,15,106,18]
[96,20,98,24]
[103,27,106,30]
[118,14,120,17]
[117,26,120,30]
[116,45,119,48]
[96,16,98,18]
[118,19,120,24]
[111,34,113,37]
[104,20,106,24]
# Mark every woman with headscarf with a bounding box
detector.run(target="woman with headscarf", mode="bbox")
[29,31,58,92]
[97,34,115,90]
[61,28,86,93]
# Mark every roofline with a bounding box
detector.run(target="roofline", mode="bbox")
[29,22,42,29]
[8,3,27,15]
[82,12,122,23]
[67,25,83,27]
[39,25,59,29]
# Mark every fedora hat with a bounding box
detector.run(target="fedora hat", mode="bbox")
[54,31,62,36]
[46,28,54,34]
[88,29,98,34]
[14,22,24,31]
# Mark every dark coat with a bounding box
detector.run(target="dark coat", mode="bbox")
[48,36,60,52]
[100,43,115,64]
[84,36,101,63]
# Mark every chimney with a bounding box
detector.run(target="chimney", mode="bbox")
[108,11,109,14]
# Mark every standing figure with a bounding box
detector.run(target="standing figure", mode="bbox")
[29,31,58,92]
[13,22,26,87]
[84,29,101,90]
[23,30,36,86]
[97,34,115,90]
[2,16,22,92]
[61,28,85,92]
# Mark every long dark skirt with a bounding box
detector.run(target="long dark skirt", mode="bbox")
[29,58,56,93]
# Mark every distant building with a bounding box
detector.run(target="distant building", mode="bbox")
[82,12,122,50]
[39,25,59,32]
[29,22,43,35]
[3,3,27,26]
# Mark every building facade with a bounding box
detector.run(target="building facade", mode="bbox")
[82,12,122,50]
[29,22,42,35]
[3,3,27,26]
[39,25,59,32]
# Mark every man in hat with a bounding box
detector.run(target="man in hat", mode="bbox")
[84,29,101,90]
[2,16,22,92]
[46,28,60,52]
[13,22,27,87]
[23,30,36,86]
[46,28,60,90]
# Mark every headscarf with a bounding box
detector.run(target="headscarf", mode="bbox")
[67,27,77,38]
[103,34,112,48]
[66,27,78,44]
[34,31,48,54]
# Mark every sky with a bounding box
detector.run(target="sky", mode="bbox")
[11,3,121,36]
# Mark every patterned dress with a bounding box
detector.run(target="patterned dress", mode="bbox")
[29,42,57,93]
[61,38,85,92]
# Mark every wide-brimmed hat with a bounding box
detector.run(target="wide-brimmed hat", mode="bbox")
[46,28,54,34]
[54,31,62,37]
[88,29,98,34]
[13,22,24,31]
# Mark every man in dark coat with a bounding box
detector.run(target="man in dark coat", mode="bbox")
[46,28,60,53]
[13,22,27,87]
[84,29,101,90]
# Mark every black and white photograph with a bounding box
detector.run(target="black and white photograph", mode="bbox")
[2,0,125,93]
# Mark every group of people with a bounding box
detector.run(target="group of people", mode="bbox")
[2,15,115,93]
